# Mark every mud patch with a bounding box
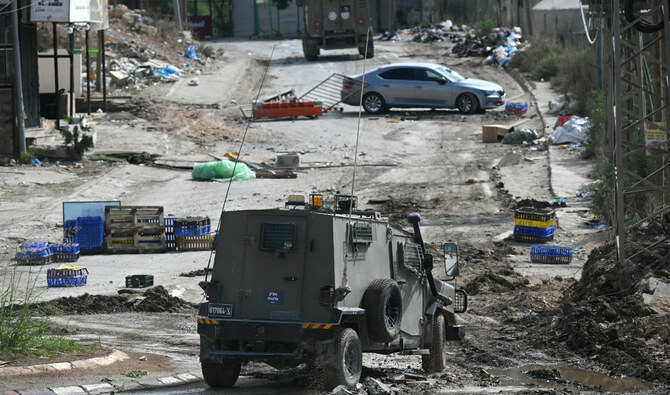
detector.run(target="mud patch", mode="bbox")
[37,285,198,315]
[514,198,566,209]
[179,268,206,277]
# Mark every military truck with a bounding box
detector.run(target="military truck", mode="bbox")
[296,0,374,60]
[197,194,467,388]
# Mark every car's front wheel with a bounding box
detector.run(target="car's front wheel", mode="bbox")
[456,93,480,114]
[363,92,387,114]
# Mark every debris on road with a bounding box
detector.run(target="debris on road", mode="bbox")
[551,116,590,144]
[482,124,514,142]
[191,160,256,181]
[501,129,538,144]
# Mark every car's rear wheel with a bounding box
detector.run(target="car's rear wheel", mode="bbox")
[362,92,387,114]
[456,93,479,114]
[202,359,242,388]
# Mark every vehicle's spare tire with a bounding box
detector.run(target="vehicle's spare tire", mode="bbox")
[364,278,402,343]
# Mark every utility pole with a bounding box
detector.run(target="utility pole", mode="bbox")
[11,0,26,154]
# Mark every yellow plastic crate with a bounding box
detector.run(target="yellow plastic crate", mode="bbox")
[514,217,555,229]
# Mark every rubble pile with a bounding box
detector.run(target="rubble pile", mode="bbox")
[517,230,670,384]
[453,27,524,67]
[36,285,199,315]
[103,5,220,91]
[378,21,462,43]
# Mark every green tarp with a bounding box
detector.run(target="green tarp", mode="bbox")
[192,161,256,182]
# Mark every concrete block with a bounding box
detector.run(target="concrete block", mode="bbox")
[157,376,183,385]
[50,387,86,395]
[80,383,113,394]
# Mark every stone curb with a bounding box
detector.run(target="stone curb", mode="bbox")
[3,370,203,395]
[0,350,129,378]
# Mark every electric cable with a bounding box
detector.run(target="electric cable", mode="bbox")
[203,44,276,284]
[623,0,665,33]
[579,0,604,45]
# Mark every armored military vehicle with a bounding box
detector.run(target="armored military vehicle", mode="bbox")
[296,0,374,60]
[197,194,467,388]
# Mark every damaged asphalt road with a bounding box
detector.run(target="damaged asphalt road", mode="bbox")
[1,38,668,394]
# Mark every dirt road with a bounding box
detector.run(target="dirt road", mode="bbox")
[1,38,667,393]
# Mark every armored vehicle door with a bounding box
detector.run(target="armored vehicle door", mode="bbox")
[322,0,359,32]
[238,215,307,321]
[395,239,427,337]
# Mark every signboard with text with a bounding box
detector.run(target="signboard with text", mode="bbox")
[187,16,213,37]
[30,0,104,23]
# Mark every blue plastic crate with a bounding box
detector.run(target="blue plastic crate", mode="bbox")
[16,246,51,265]
[19,242,48,249]
[165,217,179,251]
[174,217,210,237]
[47,275,88,287]
[514,226,555,237]
[530,245,573,264]
[75,216,104,253]
[505,102,528,114]
[513,226,555,243]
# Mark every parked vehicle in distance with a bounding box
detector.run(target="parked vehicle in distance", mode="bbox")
[297,0,374,61]
[341,63,505,114]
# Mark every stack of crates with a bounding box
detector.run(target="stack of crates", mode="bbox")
[49,243,81,262]
[514,207,555,243]
[530,245,573,264]
[175,217,215,251]
[15,242,51,265]
[47,265,89,287]
[64,216,105,254]
[165,217,179,251]
[104,206,166,253]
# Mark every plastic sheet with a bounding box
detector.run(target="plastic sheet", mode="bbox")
[191,161,256,182]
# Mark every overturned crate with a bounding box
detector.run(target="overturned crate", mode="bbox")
[105,206,166,253]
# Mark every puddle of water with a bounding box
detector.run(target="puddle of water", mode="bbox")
[489,364,651,393]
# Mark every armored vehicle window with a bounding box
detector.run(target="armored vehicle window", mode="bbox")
[402,242,423,273]
[261,223,296,252]
[351,222,373,244]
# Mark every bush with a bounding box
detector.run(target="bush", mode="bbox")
[18,151,36,165]
[0,269,50,354]
[474,17,495,38]
[513,42,596,114]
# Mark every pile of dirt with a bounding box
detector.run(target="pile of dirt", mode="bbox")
[38,286,198,315]
[180,268,207,277]
[517,234,670,385]
[514,198,566,209]
[367,196,443,224]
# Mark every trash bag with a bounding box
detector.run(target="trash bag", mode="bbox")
[552,118,590,144]
[501,129,538,144]
[192,161,256,182]
[154,67,179,80]
[186,45,198,60]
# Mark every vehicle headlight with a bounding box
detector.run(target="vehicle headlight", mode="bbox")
[483,90,496,96]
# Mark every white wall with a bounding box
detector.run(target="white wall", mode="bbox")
[38,49,82,96]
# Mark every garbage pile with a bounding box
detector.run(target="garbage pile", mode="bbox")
[378,20,463,43]
[100,4,219,90]
[452,27,525,67]
[551,115,590,145]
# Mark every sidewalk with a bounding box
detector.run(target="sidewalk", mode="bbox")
[0,351,203,395]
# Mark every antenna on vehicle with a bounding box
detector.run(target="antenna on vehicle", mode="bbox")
[342,26,373,288]
[203,44,277,284]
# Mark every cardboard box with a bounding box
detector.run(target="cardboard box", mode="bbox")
[482,125,514,142]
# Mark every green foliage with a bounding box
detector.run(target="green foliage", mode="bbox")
[474,17,495,38]
[512,42,596,114]
[122,369,149,378]
[18,151,36,165]
[0,269,50,354]
[59,117,94,157]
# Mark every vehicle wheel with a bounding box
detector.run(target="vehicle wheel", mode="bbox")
[302,33,318,61]
[364,278,402,342]
[358,39,374,58]
[456,93,479,114]
[328,328,362,388]
[422,314,447,373]
[202,360,242,388]
[362,92,387,114]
